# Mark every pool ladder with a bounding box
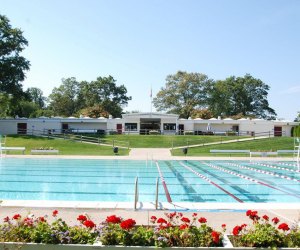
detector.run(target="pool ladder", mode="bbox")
[134,177,159,210]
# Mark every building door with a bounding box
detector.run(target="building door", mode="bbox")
[274,126,282,136]
[17,123,27,134]
[178,124,184,135]
[62,123,69,133]
[116,124,122,134]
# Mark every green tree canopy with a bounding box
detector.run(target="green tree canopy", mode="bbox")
[207,74,276,119]
[25,87,47,108]
[0,15,30,98]
[153,71,213,118]
[48,76,131,117]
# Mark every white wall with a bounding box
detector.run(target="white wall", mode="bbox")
[0,120,18,135]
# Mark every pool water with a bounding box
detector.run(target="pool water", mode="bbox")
[0,158,299,203]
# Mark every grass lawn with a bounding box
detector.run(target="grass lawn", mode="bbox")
[171,137,295,156]
[96,134,249,148]
[4,135,129,156]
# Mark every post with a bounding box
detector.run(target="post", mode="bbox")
[134,177,138,210]
[155,177,159,210]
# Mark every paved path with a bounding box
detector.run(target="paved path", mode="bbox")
[129,148,171,160]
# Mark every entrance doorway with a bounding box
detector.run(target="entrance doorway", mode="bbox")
[116,124,122,134]
[17,123,27,134]
[274,126,282,136]
[140,118,161,134]
[178,124,184,135]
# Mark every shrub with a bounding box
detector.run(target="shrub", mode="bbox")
[0,211,223,247]
[230,210,300,248]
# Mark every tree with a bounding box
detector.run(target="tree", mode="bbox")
[26,87,46,108]
[79,105,109,118]
[208,74,276,119]
[0,15,30,98]
[191,108,213,119]
[48,77,80,116]
[78,76,131,117]
[153,71,213,118]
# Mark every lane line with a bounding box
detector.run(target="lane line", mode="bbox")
[204,161,300,199]
[179,162,243,203]
[155,161,172,203]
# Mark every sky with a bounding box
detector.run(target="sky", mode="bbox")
[1,0,300,120]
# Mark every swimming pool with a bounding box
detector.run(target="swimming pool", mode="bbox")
[0,158,299,203]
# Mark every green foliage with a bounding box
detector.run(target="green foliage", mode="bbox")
[230,210,298,248]
[153,71,213,118]
[48,76,131,118]
[208,74,276,119]
[293,126,300,137]
[25,87,47,108]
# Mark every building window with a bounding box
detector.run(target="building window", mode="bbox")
[125,123,137,131]
[163,123,176,130]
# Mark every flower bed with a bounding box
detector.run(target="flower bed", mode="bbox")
[229,210,300,248]
[0,210,224,248]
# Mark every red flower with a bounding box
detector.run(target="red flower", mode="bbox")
[222,224,226,228]
[83,220,96,228]
[246,210,260,221]
[24,217,33,226]
[177,212,183,218]
[198,217,207,223]
[272,217,280,224]
[3,216,10,222]
[246,210,252,216]
[232,225,241,236]
[106,215,121,224]
[211,231,220,244]
[192,213,198,217]
[150,215,157,223]
[262,215,269,221]
[12,214,21,220]
[77,215,87,222]
[120,218,136,230]
[157,218,167,224]
[241,223,247,228]
[38,216,46,222]
[181,217,190,223]
[180,224,189,230]
[278,223,290,231]
[52,210,58,217]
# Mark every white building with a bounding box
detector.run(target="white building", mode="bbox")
[0,112,298,137]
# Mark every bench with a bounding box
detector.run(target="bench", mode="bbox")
[210,149,250,156]
[277,150,298,155]
[1,147,26,154]
[31,149,59,155]
[250,152,278,157]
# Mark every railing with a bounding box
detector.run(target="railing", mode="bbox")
[155,177,159,210]
[134,177,139,210]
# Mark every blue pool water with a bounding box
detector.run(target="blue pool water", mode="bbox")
[0,158,299,203]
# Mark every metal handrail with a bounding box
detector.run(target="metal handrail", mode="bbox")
[134,177,139,210]
[155,177,159,210]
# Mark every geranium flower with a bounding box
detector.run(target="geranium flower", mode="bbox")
[3,216,10,222]
[77,214,87,222]
[150,215,157,223]
[232,225,241,236]
[38,216,46,222]
[157,218,167,224]
[180,223,189,230]
[24,217,33,226]
[278,223,290,231]
[12,214,21,220]
[181,217,190,223]
[272,217,280,224]
[222,224,226,228]
[198,217,207,223]
[246,210,260,221]
[52,210,58,217]
[120,218,136,230]
[262,215,269,221]
[106,215,121,224]
[211,231,220,244]
[192,213,198,217]
[83,220,96,228]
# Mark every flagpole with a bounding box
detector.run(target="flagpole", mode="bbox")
[150,86,152,115]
